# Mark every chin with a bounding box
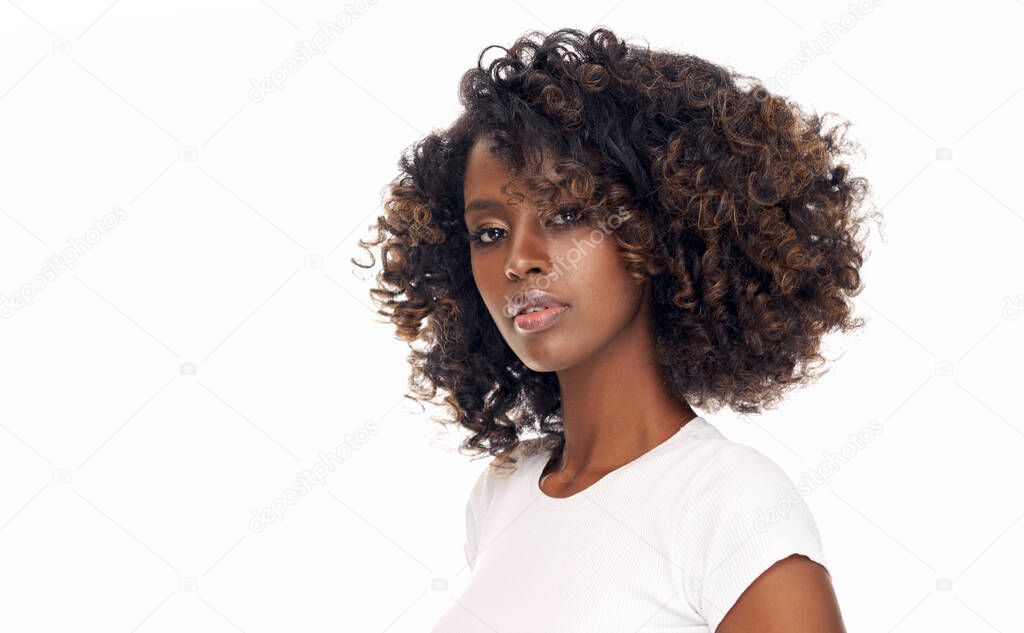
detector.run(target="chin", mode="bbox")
[519,357,562,373]
[510,341,581,373]
[493,313,588,373]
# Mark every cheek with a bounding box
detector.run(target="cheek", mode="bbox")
[565,245,645,340]
[560,237,633,303]
[470,252,508,320]
[469,248,495,289]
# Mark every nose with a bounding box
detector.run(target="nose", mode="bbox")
[504,216,551,282]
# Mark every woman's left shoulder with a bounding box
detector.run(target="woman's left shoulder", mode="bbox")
[706,441,803,487]
[673,440,829,632]
[680,440,817,527]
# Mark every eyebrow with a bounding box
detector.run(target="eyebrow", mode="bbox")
[463,198,506,217]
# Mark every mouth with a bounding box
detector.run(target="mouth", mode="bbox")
[512,304,570,332]
[506,288,571,318]
[506,287,572,333]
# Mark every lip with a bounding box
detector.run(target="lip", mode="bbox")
[505,288,571,319]
[513,305,570,332]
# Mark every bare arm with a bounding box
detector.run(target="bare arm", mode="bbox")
[716,554,846,633]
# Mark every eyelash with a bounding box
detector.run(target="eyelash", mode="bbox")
[468,206,583,246]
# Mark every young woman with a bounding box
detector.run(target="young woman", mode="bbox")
[355,26,875,633]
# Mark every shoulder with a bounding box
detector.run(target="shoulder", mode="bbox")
[689,441,807,508]
[467,437,548,508]
[674,441,828,633]
[677,441,820,546]
[486,436,549,479]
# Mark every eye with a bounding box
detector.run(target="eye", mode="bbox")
[549,205,582,227]
[468,226,506,245]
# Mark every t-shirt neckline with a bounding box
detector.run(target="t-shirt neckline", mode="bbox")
[530,415,710,509]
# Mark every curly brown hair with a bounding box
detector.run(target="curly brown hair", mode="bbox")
[353,27,879,465]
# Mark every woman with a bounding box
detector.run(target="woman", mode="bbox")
[355,26,874,632]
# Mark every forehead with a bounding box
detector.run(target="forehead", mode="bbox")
[462,136,560,206]
[463,137,513,195]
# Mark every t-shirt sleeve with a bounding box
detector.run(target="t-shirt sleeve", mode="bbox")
[674,443,828,633]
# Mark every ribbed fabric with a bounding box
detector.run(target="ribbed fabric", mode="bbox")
[433,416,828,633]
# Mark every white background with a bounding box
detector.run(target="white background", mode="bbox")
[1,1,1022,631]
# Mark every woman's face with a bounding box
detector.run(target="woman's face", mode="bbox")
[462,135,650,372]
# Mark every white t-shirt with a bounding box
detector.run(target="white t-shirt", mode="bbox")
[431,415,829,633]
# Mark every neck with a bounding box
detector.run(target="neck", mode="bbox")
[551,284,696,478]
